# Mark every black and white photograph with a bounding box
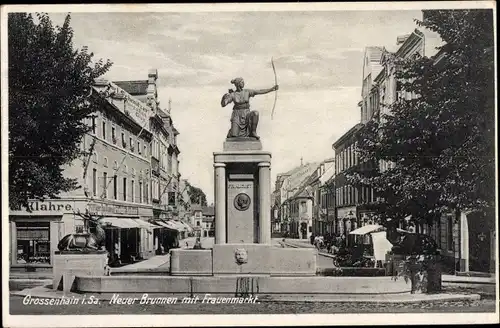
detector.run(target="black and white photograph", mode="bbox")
[1,2,498,327]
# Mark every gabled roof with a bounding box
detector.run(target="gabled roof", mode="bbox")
[113,80,148,96]
[332,123,364,149]
[191,205,215,216]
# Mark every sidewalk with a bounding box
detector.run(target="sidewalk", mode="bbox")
[110,254,170,274]
[282,238,497,285]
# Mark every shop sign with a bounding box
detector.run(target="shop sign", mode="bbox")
[88,203,139,216]
[125,95,150,127]
[10,201,73,214]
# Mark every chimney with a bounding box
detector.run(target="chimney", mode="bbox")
[396,34,410,45]
[147,69,158,111]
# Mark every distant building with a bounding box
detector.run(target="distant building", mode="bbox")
[275,162,321,237]
[332,123,370,243]
[316,158,336,235]
[191,205,215,238]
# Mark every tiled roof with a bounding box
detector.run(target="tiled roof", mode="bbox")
[113,80,148,95]
[191,205,215,216]
[202,206,215,216]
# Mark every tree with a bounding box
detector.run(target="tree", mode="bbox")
[185,181,208,207]
[347,10,495,226]
[9,13,112,209]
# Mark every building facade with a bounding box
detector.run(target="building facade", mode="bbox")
[277,162,321,237]
[9,69,187,270]
[10,79,158,269]
[317,158,336,235]
[190,205,215,238]
[338,25,494,274]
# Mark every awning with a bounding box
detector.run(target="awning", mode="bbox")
[349,224,384,235]
[132,219,158,229]
[349,224,410,235]
[170,220,187,231]
[181,221,194,233]
[176,221,193,233]
[157,220,181,231]
[132,219,160,233]
[102,217,142,229]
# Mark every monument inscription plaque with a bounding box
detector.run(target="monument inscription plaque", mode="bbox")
[227,180,255,243]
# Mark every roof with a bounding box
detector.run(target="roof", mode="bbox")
[365,46,385,62]
[363,46,385,82]
[113,80,148,96]
[332,123,364,149]
[283,162,321,200]
[192,205,215,216]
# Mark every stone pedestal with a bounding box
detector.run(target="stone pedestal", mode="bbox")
[213,139,272,245]
[213,244,272,275]
[170,139,317,276]
[53,252,108,292]
[170,249,212,276]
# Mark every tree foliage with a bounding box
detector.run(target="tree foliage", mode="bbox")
[347,9,495,225]
[178,181,208,210]
[186,181,208,207]
[9,13,112,209]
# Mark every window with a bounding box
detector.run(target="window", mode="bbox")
[123,177,127,201]
[16,222,50,264]
[91,116,96,134]
[121,132,126,148]
[92,152,98,164]
[145,183,149,203]
[144,144,147,156]
[129,137,134,152]
[103,157,108,168]
[168,192,176,205]
[139,181,143,203]
[114,161,118,170]
[112,126,116,144]
[102,120,106,140]
[123,165,127,174]
[102,172,108,199]
[131,180,135,203]
[113,175,117,200]
[132,168,136,177]
[138,141,141,154]
[92,169,97,196]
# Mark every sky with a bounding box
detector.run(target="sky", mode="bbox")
[48,9,424,204]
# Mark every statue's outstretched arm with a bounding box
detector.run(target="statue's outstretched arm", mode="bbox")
[251,85,279,96]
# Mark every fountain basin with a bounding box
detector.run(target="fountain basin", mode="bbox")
[74,275,411,295]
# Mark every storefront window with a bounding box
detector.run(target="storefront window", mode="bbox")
[16,222,51,264]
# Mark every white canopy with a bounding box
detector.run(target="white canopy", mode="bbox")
[349,224,384,235]
[349,224,410,235]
